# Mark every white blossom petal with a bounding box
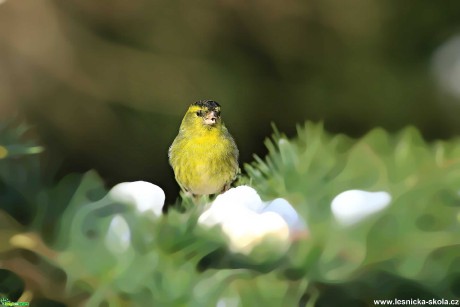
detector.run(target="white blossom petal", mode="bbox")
[109,181,165,216]
[221,211,290,255]
[262,198,307,232]
[213,185,264,212]
[105,215,131,253]
[198,202,254,228]
[199,186,297,255]
[331,190,391,226]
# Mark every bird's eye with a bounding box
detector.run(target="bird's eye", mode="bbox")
[196,111,203,117]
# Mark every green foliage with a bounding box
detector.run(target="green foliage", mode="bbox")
[1,121,460,306]
[0,122,43,225]
[247,122,460,299]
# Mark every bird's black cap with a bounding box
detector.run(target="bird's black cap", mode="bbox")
[193,100,221,110]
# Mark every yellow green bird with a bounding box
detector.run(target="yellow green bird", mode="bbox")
[169,100,239,196]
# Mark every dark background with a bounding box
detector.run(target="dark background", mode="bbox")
[1,0,460,202]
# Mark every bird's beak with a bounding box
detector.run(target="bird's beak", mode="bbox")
[204,111,218,125]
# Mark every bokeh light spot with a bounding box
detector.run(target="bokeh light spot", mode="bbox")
[0,146,8,159]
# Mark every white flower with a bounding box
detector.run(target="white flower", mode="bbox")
[108,181,165,216]
[105,215,131,253]
[213,185,265,212]
[262,198,307,232]
[198,185,305,255]
[198,185,263,227]
[198,202,254,228]
[331,190,392,226]
[221,211,290,255]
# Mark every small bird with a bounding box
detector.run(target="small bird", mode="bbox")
[169,100,239,196]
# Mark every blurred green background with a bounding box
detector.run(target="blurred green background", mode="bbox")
[2,1,460,305]
[1,0,460,201]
